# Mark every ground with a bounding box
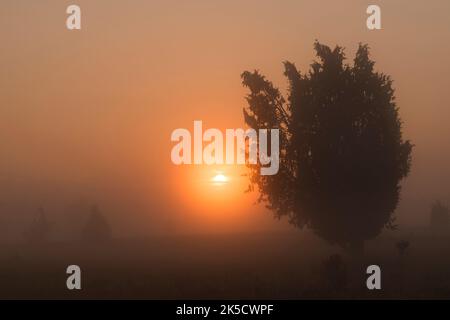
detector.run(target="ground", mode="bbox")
[0,229,449,299]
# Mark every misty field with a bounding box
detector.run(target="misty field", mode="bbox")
[0,230,449,299]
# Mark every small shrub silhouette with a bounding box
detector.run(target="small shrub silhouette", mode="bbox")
[322,254,348,292]
[396,240,409,256]
[82,205,112,242]
[24,207,50,242]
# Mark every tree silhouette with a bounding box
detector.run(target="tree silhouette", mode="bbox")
[24,207,50,242]
[430,201,449,234]
[242,41,412,253]
[82,204,112,242]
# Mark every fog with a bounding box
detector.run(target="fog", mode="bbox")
[0,0,449,243]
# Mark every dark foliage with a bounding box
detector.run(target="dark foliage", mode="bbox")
[242,41,412,249]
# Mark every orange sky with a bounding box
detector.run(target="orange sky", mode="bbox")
[1,0,450,237]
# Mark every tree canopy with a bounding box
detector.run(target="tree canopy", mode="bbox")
[242,41,412,250]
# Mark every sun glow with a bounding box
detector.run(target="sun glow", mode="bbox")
[170,164,263,233]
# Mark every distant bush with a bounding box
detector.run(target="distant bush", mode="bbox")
[82,205,112,242]
[430,201,450,234]
[24,207,50,242]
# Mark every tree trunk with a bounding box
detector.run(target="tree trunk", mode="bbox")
[349,240,364,259]
[347,240,365,292]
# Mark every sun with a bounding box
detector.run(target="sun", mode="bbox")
[211,173,228,185]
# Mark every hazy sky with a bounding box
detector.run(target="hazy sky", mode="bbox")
[1,0,450,237]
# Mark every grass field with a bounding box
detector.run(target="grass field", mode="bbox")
[0,229,449,299]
